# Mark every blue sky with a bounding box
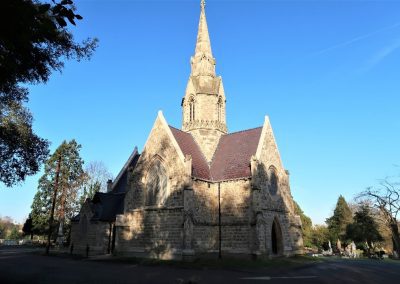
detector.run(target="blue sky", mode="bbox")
[1,0,400,225]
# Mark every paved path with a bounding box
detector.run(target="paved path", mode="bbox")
[0,247,399,283]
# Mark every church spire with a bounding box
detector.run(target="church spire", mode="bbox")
[182,0,227,161]
[191,0,215,77]
[195,0,212,57]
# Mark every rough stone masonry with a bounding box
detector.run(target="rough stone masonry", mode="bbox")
[70,0,304,260]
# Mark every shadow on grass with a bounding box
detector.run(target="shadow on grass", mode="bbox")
[90,255,324,270]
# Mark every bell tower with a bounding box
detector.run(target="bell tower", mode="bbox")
[182,0,227,162]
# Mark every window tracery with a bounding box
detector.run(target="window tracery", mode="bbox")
[146,159,168,206]
[268,167,278,195]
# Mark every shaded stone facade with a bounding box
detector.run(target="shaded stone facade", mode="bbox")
[70,149,139,256]
[71,0,303,259]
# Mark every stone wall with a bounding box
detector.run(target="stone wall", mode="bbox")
[250,168,303,256]
[188,179,252,255]
[70,221,111,256]
[111,113,303,259]
[186,177,302,258]
[124,113,189,212]
[70,205,112,256]
[250,117,304,255]
[115,113,188,259]
[115,207,183,259]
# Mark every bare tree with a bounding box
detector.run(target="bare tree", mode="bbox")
[80,161,113,202]
[357,178,400,256]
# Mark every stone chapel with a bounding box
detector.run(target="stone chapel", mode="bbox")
[70,0,303,259]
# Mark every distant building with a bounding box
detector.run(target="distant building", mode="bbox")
[71,0,303,259]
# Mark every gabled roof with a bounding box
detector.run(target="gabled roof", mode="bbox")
[169,126,262,182]
[71,192,125,223]
[211,127,262,181]
[111,147,140,193]
[169,126,210,180]
[91,192,125,222]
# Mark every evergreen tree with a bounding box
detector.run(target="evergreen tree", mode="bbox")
[33,139,85,243]
[79,180,100,206]
[8,227,21,240]
[30,189,51,236]
[0,220,6,239]
[293,201,313,247]
[310,225,330,249]
[22,214,34,239]
[326,195,353,242]
[346,204,383,245]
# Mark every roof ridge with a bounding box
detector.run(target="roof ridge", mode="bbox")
[111,147,139,191]
[169,125,194,137]
[168,125,181,131]
[208,135,224,179]
[185,130,212,171]
[224,126,263,136]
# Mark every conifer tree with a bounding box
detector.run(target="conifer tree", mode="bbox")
[22,214,34,239]
[310,225,330,249]
[346,204,383,245]
[294,201,313,247]
[32,139,85,245]
[326,195,353,242]
[8,226,21,240]
[30,184,52,236]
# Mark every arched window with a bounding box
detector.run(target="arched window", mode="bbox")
[268,167,278,195]
[217,97,223,122]
[189,98,195,122]
[146,159,168,206]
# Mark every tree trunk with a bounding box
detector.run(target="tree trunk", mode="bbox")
[57,182,66,246]
[390,221,400,257]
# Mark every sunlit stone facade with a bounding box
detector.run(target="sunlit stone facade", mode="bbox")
[71,0,303,259]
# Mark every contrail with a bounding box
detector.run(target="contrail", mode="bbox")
[364,38,400,70]
[312,22,400,56]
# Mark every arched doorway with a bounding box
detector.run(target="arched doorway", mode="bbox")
[271,218,283,255]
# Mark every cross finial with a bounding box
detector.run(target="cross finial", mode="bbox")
[201,0,206,11]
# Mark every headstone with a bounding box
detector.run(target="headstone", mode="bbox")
[336,239,341,251]
[350,241,357,258]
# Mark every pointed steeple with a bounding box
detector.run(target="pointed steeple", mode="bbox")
[195,0,212,57]
[191,0,216,77]
[182,0,227,161]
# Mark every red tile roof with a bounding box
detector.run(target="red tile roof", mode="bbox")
[169,126,211,180]
[170,126,262,182]
[210,127,262,181]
